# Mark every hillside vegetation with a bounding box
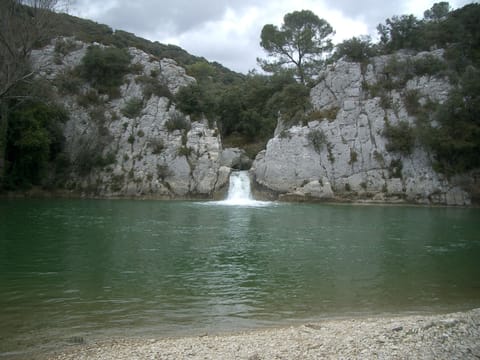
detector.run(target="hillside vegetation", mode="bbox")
[0,1,479,191]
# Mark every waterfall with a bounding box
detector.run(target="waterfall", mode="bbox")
[226,171,253,203]
[216,171,271,207]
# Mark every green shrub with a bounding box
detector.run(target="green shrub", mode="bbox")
[421,67,480,175]
[388,159,403,178]
[165,111,190,132]
[54,70,83,95]
[307,129,327,153]
[177,146,192,157]
[77,89,102,108]
[79,45,131,96]
[308,107,339,122]
[156,164,171,180]
[349,149,358,164]
[121,97,143,118]
[127,134,135,144]
[89,107,106,124]
[266,82,311,125]
[149,138,165,154]
[383,121,415,155]
[403,89,421,115]
[174,83,215,120]
[373,150,385,164]
[333,36,376,62]
[327,142,335,162]
[129,62,144,74]
[54,38,81,56]
[5,101,68,188]
[135,75,172,99]
[412,55,446,77]
[379,92,392,109]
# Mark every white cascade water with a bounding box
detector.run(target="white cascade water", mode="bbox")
[218,171,271,207]
[226,171,253,203]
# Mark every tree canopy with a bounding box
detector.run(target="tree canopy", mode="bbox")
[258,10,334,84]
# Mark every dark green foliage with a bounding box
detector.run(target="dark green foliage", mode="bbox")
[177,146,192,157]
[75,147,116,176]
[48,12,242,84]
[422,67,480,174]
[218,73,292,140]
[165,111,190,132]
[121,97,143,118]
[149,138,164,154]
[77,89,102,108]
[333,36,377,62]
[308,107,339,122]
[379,93,393,109]
[403,89,421,115]
[389,159,403,178]
[412,55,447,77]
[89,106,107,125]
[54,69,83,95]
[135,75,172,100]
[266,82,311,125]
[54,38,81,56]
[156,164,171,180]
[175,83,215,121]
[5,101,68,188]
[377,15,424,53]
[259,10,334,84]
[383,56,415,87]
[307,129,327,153]
[383,121,415,155]
[79,45,131,96]
[349,149,359,164]
[375,2,480,60]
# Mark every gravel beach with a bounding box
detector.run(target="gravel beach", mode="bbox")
[45,308,480,359]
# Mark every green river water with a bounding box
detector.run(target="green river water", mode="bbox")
[0,198,479,357]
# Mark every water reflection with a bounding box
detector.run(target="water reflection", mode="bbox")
[0,200,479,357]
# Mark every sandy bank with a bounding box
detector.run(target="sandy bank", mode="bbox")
[45,308,480,359]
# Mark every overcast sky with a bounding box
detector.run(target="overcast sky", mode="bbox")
[71,0,473,73]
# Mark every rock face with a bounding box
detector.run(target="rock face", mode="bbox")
[252,50,471,205]
[31,38,230,198]
[30,39,474,204]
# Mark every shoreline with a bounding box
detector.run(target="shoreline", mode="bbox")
[0,189,477,208]
[45,308,480,359]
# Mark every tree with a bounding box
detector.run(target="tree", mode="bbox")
[258,10,334,84]
[424,2,451,22]
[333,36,376,63]
[377,15,423,53]
[0,0,62,187]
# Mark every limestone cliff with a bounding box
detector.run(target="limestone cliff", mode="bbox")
[31,38,231,198]
[252,50,472,205]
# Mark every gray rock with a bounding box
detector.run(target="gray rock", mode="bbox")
[32,37,224,198]
[253,51,472,205]
[220,148,252,170]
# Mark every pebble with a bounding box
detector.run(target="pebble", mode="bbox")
[43,308,480,360]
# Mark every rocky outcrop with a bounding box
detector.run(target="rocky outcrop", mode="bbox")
[219,148,252,170]
[252,50,472,205]
[31,38,230,198]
